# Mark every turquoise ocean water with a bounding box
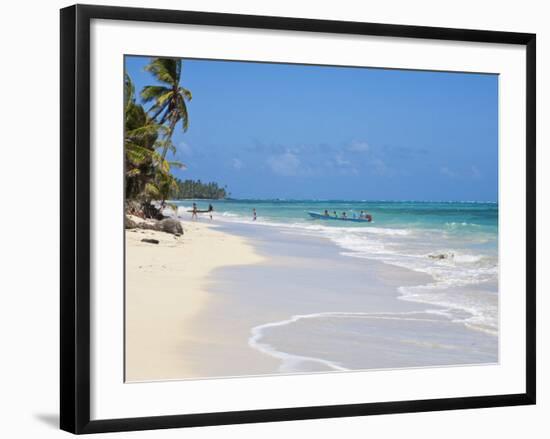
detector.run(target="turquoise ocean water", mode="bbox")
[169,199,499,337]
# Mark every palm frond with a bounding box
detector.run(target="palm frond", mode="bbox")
[178,86,192,101]
[143,182,162,199]
[152,90,175,109]
[125,124,161,139]
[155,138,177,155]
[168,142,177,154]
[124,73,135,109]
[126,168,141,177]
[144,58,179,86]
[125,142,155,165]
[157,156,171,174]
[140,85,171,103]
[176,95,189,131]
[168,161,187,170]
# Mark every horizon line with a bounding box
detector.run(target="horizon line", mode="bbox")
[170,197,498,204]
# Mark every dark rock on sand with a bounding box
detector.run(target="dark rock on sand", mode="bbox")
[141,238,160,244]
[135,222,156,231]
[130,218,184,236]
[156,218,184,235]
[125,200,166,220]
[125,216,138,229]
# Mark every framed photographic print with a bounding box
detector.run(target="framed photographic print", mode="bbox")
[60,4,536,434]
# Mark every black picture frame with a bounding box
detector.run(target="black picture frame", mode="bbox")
[60,4,536,434]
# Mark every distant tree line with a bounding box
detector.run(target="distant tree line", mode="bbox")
[170,178,229,199]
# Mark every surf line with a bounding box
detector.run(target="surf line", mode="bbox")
[248,311,443,373]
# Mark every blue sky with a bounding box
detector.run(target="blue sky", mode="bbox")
[125,56,498,201]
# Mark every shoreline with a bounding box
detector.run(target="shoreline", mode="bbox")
[124,217,265,382]
[126,215,498,382]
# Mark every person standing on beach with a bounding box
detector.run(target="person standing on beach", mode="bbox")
[208,203,214,220]
[192,202,198,220]
[253,208,257,221]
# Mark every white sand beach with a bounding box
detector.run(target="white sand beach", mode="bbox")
[125,217,267,382]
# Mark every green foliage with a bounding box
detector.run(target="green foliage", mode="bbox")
[124,71,182,204]
[124,78,158,200]
[124,58,229,214]
[170,179,229,200]
[141,58,192,160]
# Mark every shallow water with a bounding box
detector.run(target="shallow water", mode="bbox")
[253,311,497,373]
[193,219,499,377]
[171,199,499,337]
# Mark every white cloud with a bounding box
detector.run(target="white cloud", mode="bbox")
[334,154,352,167]
[348,140,370,152]
[267,151,301,176]
[332,154,358,175]
[232,158,244,170]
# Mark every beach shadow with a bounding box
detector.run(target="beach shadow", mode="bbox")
[34,413,59,429]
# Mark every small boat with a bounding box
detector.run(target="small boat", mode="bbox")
[308,212,372,223]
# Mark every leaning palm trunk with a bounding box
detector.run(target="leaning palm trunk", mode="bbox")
[160,117,178,160]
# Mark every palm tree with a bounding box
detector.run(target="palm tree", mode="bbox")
[140,58,192,160]
[124,72,185,205]
[125,73,158,199]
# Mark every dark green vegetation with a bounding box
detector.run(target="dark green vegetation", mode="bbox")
[124,58,228,217]
[170,179,229,199]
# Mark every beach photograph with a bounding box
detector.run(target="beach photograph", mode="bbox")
[124,56,498,382]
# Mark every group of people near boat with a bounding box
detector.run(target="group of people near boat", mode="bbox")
[323,209,372,221]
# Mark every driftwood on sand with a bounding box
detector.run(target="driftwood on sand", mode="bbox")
[141,238,160,244]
